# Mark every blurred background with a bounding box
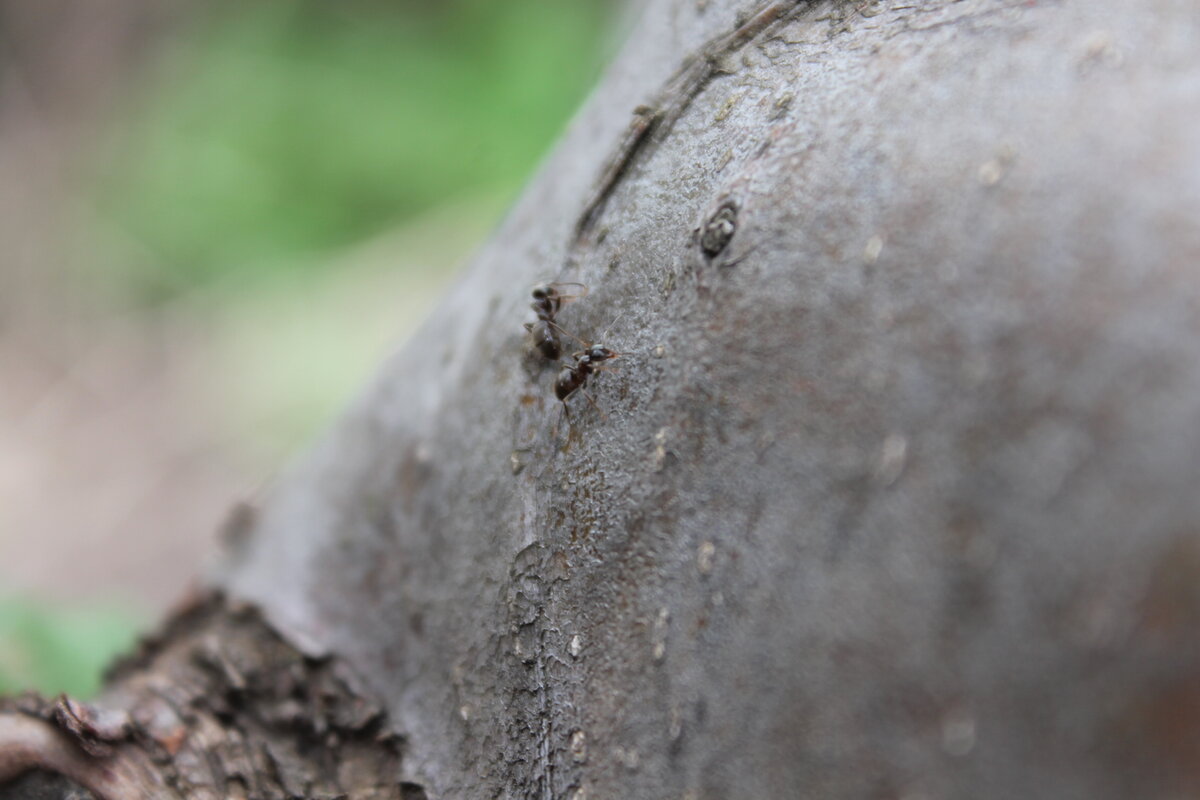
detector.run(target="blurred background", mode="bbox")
[0,0,619,695]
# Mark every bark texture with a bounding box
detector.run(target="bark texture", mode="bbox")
[1,593,413,798]
[6,0,1200,797]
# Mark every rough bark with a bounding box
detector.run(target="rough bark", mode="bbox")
[0,592,414,798]
[5,0,1200,797]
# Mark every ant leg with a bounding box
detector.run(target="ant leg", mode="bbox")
[546,319,590,350]
[551,400,570,441]
[579,388,608,420]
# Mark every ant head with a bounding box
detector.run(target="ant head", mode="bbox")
[531,283,552,300]
[587,345,620,362]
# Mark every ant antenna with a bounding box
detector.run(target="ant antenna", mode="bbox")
[596,310,627,345]
[544,318,590,350]
[579,388,607,420]
[530,281,589,302]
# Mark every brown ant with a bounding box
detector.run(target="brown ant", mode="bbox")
[524,282,588,361]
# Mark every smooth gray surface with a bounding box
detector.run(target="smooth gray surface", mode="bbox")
[221,1,1200,797]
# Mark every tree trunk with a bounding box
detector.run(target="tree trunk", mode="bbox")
[5,0,1200,797]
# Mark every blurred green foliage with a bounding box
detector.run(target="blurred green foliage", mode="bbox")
[1,1,616,700]
[0,598,142,698]
[94,0,614,300]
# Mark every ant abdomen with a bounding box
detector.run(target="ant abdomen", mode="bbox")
[554,365,579,402]
[526,320,562,360]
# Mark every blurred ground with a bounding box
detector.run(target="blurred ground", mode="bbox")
[0,0,615,693]
[0,200,491,607]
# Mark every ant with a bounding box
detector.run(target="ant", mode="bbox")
[556,344,622,411]
[554,313,625,422]
[524,282,588,361]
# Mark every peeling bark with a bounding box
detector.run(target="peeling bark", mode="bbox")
[5,0,1200,797]
[2,593,414,798]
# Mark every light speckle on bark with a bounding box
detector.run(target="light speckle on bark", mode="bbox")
[216,0,1200,795]
[5,0,1200,797]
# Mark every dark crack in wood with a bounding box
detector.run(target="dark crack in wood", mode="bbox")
[571,0,814,245]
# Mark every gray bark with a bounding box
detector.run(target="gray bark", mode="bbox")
[6,0,1200,797]
[223,0,1200,795]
